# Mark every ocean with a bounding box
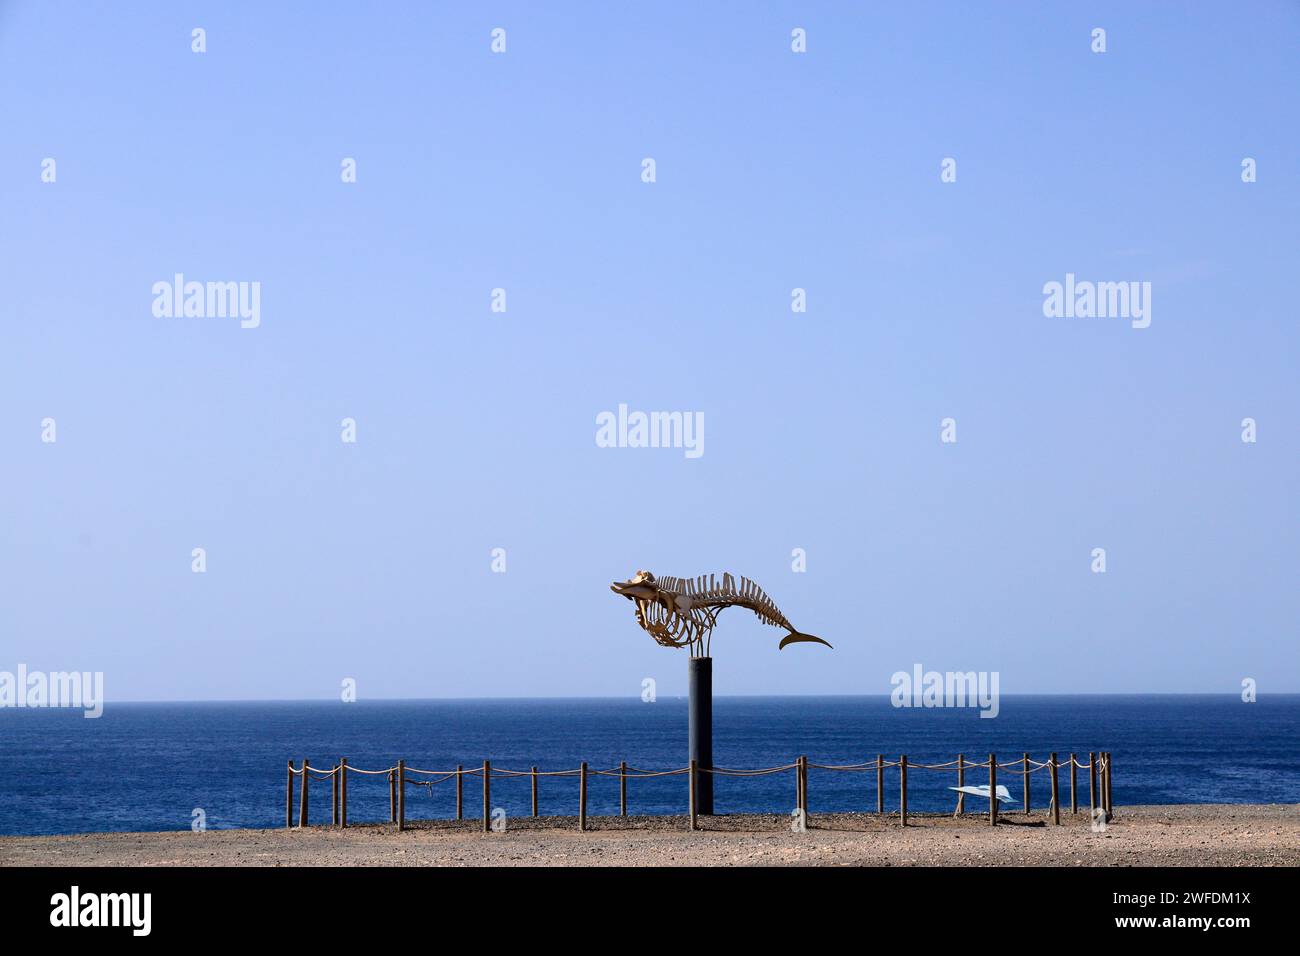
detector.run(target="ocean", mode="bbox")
[1,695,1296,836]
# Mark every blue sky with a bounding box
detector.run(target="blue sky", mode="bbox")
[1,2,1296,700]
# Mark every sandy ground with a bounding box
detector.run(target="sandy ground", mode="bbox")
[2,804,1295,867]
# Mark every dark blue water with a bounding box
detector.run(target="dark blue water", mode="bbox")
[1,695,1296,835]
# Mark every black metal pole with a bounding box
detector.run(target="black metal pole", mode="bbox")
[688,655,713,815]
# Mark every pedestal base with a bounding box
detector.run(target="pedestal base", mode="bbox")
[688,656,713,815]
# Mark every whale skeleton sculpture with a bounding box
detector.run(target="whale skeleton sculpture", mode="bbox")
[610,570,831,656]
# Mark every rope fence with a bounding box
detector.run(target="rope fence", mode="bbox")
[285,751,1115,833]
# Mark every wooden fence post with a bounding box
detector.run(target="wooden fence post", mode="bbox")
[482,760,491,833]
[340,758,348,828]
[1022,752,1030,815]
[299,758,309,828]
[794,756,803,814]
[1070,752,1078,814]
[579,762,589,832]
[899,755,908,827]
[1105,752,1114,821]
[388,769,396,823]
[1098,752,1107,819]
[800,755,809,816]
[1088,752,1097,819]
[331,763,339,826]
[1049,753,1059,826]
[876,754,884,815]
[531,766,538,817]
[955,753,965,816]
[688,758,698,831]
[1104,751,1111,817]
[396,760,405,832]
[286,760,294,829]
[619,760,627,816]
[989,753,997,826]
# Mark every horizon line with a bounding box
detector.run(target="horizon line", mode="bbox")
[6,690,1296,706]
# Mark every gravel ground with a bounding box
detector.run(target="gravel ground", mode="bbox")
[2,804,1295,866]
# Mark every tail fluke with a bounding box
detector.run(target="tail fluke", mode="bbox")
[778,632,832,650]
